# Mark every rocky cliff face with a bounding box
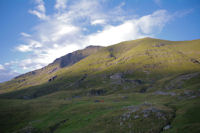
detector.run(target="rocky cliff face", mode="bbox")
[52,46,103,68]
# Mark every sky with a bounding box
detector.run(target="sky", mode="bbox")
[0,0,200,82]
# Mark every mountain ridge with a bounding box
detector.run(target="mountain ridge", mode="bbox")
[0,37,200,97]
[0,45,103,93]
[0,37,200,133]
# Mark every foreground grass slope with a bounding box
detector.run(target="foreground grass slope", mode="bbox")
[0,38,200,133]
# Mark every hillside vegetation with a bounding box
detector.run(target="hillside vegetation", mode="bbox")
[0,38,200,133]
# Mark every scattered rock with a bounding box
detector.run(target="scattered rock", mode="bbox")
[64,97,72,100]
[79,74,87,81]
[49,119,68,133]
[154,91,176,96]
[178,90,200,100]
[48,75,57,82]
[124,79,143,85]
[140,87,148,93]
[16,125,36,133]
[143,113,149,118]
[154,43,166,47]
[89,89,106,96]
[134,115,139,119]
[17,79,26,83]
[23,95,31,100]
[48,67,58,74]
[110,73,123,80]
[165,73,199,89]
[163,125,171,130]
[122,96,128,99]
[75,74,88,85]
[191,58,200,64]
[72,95,81,98]
[123,105,140,113]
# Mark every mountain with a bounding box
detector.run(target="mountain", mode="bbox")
[0,45,102,94]
[0,38,200,133]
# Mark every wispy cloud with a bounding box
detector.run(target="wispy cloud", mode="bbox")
[55,0,68,11]
[91,19,106,25]
[153,0,161,6]
[15,1,172,71]
[29,0,47,20]
[20,32,31,37]
[0,64,5,70]
[0,64,19,83]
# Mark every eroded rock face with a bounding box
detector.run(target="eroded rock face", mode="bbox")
[89,89,106,96]
[110,73,123,80]
[154,91,176,96]
[177,90,200,100]
[154,43,166,47]
[165,73,200,90]
[52,46,102,68]
[48,67,58,74]
[110,73,144,87]
[191,58,200,64]
[48,75,57,82]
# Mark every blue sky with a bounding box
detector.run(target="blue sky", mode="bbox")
[0,0,200,82]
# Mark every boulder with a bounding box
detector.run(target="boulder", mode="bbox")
[48,75,57,82]
[163,125,171,130]
[90,89,105,96]
[110,73,123,80]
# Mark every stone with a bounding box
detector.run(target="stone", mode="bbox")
[134,115,139,119]
[154,91,176,96]
[48,75,57,82]
[110,73,123,80]
[163,125,171,130]
[90,89,105,96]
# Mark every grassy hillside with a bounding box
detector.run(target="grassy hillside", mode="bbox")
[0,38,200,133]
[0,45,102,94]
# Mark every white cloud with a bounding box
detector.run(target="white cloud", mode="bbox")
[137,10,170,34]
[16,40,42,52]
[20,32,31,37]
[51,24,79,41]
[14,0,172,72]
[85,10,170,46]
[0,64,19,83]
[29,0,47,20]
[55,0,68,11]
[91,19,106,25]
[17,45,32,52]
[0,65,5,70]
[154,0,161,6]
[86,21,140,46]
[3,0,189,80]
[173,9,194,18]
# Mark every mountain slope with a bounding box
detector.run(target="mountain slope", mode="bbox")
[0,38,200,133]
[1,38,200,98]
[0,45,102,94]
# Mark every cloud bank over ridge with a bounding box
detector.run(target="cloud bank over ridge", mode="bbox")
[0,0,192,82]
